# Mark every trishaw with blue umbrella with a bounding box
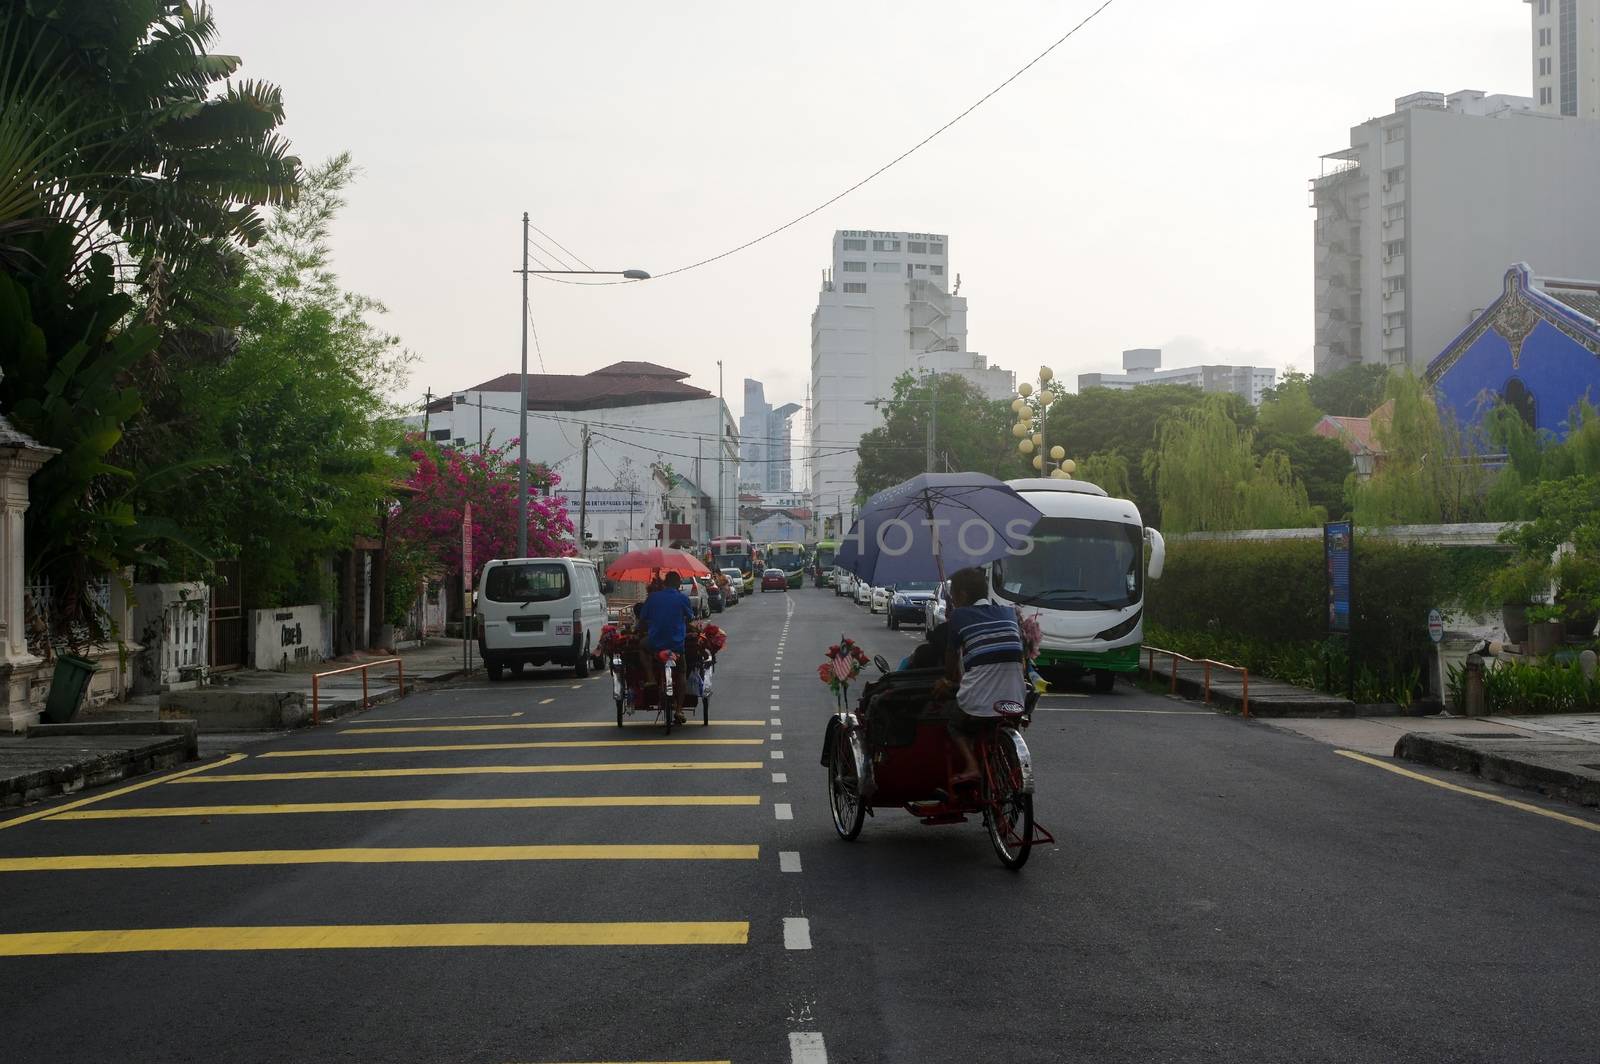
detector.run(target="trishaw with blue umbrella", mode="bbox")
[821,473,1055,869]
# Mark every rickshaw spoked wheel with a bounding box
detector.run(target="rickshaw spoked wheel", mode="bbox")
[829,727,866,840]
[984,729,1034,870]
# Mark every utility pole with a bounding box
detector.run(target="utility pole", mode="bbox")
[577,424,591,552]
[477,394,484,454]
[422,389,433,435]
[517,212,530,557]
[716,359,725,538]
[926,372,938,473]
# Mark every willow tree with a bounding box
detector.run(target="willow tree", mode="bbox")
[1351,373,1492,525]
[1074,452,1132,499]
[1146,399,1318,533]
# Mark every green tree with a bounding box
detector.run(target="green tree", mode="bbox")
[142,155,410,607]
[855,372,1012,497]
[1145,398,1318,533]
[1044,384,1254,526]
[1257,372,1324,435]
[1074,452,1132,499]
[1254,431,1352,520]
[1308,363,1391,417]
[1350,373,1492,525]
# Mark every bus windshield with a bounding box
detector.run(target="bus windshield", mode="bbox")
[813,546,837,570]
[713,553,752,575]
[992,518,1143,612]
[767,546,806,573]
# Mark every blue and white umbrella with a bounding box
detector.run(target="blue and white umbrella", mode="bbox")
[836,473,1042,586]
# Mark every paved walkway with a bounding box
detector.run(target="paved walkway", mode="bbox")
[1143,651,1364,717]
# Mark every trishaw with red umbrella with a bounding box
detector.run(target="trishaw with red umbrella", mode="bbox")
[820,473,1055,870]
[600,548,721,734]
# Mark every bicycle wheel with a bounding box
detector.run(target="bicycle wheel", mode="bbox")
[985,729,1034,870]
[828,727,866,840]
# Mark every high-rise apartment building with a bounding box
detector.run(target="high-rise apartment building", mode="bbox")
[739,379,800,492]
[1311,89,1600,375]
[809,230,980,520]
[1527,0,1600,118]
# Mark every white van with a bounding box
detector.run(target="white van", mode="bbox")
[474,557,608,681]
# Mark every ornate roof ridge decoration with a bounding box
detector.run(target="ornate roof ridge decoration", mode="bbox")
[1427,264,1600,383]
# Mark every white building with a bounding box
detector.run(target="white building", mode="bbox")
[809,229,1013,514]
[413,361,738,548]
[739,379,800,492]
[1528,0,1600,117]
[1077,349,1276,406]
[1311,88,1600,374]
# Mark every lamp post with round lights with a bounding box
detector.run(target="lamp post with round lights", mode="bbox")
[1011,365,1077,480]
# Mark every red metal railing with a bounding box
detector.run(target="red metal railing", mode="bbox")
[311,658,405,724]
[1143,645,1250,718]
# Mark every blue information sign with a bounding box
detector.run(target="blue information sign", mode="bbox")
[1325,521,1352,634]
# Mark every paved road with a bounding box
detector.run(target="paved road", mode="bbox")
[3,589,1599,1062]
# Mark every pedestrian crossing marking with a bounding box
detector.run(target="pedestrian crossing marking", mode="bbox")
[344,720,767,735]
[171,762,766,783]
[259,739,764,758]
[0,921,750,956]
[0,843,760,873]
[51,795,764,820]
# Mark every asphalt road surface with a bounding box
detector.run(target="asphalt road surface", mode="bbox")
[3,587,1599,1063]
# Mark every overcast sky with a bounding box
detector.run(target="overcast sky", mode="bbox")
[218,0,1529,421]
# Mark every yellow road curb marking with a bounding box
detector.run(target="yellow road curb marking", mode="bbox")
[0,921,750,956]
[54,795,763,819]
[259,739,763,758]
[0,753,246,833]
[0,843,760,872]
[349,712,525,725]
[1335,750,1600,833]
[345,720,767,735]
[171,762,765,783]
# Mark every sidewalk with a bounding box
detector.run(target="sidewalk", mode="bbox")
[1143,652,1380,717]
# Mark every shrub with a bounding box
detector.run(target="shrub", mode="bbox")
[1146,537,1504,701]
[1446,658,1600,715]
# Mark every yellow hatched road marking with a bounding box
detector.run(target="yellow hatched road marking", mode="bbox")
[0,843,760,872]
[259,739,763,758]
[54,795,763,820]
[171,762,765,783]
[0,921,750,956]
[0,753,246,833]
[346,720,767,734]
[1335,750,1600,833]
[349,712,525,725]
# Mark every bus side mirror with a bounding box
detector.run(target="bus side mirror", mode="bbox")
[1144,527,1166,581]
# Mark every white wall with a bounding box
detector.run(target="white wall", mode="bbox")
[249,605,328,671]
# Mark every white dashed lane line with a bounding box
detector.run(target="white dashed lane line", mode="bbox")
[774,802,793,821]
[779,851,802,873]
[772,772,788,784]
[783,917,812,950]
[770,750,785,760]
[790,1032,828,1064]
[771,717,781,726]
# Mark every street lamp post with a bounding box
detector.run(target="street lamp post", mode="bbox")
[1012,365,1077,480]
[513,214,648,557]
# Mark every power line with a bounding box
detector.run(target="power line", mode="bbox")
[529,225,594,271]
[530,0,1123,287]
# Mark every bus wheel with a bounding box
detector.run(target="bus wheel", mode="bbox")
[1093,670,1116,693]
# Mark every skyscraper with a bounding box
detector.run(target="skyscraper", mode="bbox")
[1527,0,1600,118]
[739,379,800,492]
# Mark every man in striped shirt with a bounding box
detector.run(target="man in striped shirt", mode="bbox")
[940,566,1027,784]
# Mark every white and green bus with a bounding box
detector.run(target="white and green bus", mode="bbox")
[990,478,1165,691]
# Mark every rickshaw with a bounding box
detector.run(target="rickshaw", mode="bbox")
[820,657,1050,869]
[601,618,722,733]
[821,471,1056,870]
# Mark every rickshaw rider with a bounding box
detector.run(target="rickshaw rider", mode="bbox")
[637,570,696,724]
[939,566,1027,785]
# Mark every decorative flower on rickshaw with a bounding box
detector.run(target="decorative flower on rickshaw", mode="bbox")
[817,636,870,709]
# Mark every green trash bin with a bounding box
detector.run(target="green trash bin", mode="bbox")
[42,653,96,723]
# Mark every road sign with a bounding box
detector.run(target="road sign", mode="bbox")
[1324,521,1352,634]
[1427,608,1444,644]
[462,503,473,594]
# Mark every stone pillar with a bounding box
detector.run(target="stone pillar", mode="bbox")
[0,413,59,731]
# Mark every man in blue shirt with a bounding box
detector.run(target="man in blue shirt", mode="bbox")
[636,571,697,722]
[940,567,1026,784]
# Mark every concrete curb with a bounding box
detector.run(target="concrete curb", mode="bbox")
[28,720,199,759]
[1143,665,1408,718]
[1394,731,1600,808]
[0,734,191,808]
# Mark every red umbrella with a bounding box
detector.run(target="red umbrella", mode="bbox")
[606,547,711,583]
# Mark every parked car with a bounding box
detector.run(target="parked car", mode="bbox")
[869,585,891,614]
[475,556,608,681]
[886,580,939,629]
[855,579,874,606]
[761,568,788,593]
[718,570,740,606]
[834,568,855,597]
[720,568,745,605]
[923,579,950,630]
